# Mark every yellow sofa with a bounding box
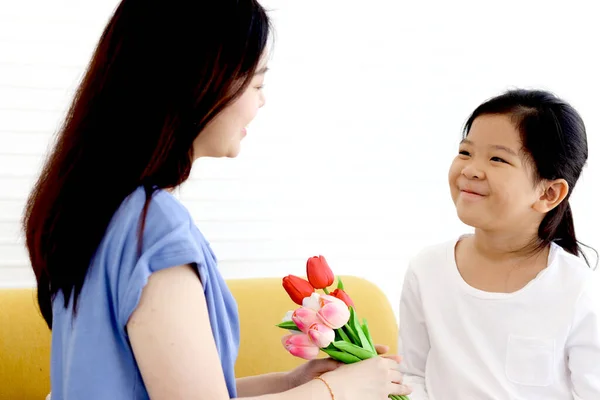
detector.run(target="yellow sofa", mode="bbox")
[0,276,398,399]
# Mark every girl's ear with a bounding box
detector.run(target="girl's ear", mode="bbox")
[533,179,569,213]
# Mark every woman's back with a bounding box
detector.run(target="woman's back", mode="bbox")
[49,187,240,399]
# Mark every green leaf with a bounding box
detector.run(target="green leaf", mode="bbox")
[342,323,360,345]
[349,307,372,351]
[276,320,301,331]
[332,340,376,360]
[334,329,342,341]
[321,347,362,364]
[337,326,351,343]
[323,342,337,351]
[337,276,345,290]
[361,318,376,353]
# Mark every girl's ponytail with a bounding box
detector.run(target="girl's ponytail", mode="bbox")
[539,201,578,256]
[539,201,596,267]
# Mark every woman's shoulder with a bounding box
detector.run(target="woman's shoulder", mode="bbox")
[101,186,209,265]
[119,186,191,222]
[109,186,195,239]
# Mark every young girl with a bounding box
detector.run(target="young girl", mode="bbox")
[24,1,411,399]
[398,89,600,399]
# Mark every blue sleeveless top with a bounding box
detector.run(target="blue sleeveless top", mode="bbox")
[49,186,240,399]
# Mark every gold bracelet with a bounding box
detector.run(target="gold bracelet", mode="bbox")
[314,376,335,399]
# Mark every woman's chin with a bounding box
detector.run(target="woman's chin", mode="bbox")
[225,145,242,158]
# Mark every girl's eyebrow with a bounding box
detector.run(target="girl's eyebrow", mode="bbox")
[491,144,518,156]
[460,138,517,156]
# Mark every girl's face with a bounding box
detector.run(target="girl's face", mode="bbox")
[193,61,267,159]
[448,114,553,233]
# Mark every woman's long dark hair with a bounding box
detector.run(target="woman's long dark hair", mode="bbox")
[464,89,596,267]
[23,0,270,328]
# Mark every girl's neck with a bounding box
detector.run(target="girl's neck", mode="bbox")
[471,227,544,262]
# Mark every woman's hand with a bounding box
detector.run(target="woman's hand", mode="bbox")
[286,344,393,389]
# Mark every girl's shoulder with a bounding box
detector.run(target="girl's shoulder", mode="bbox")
[406,236,463,276]
[549,243,599,296]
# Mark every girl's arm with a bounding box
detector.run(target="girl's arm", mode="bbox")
[127,264,332,400]
[566,274,600,399]
[398,265,430,400]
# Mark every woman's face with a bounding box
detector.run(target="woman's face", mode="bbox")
[193,62,268,159]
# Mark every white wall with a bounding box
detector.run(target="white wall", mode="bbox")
[1,0,598,315]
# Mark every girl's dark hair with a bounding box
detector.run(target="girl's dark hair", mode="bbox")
[464,89,595,266]
[23,0,271,328]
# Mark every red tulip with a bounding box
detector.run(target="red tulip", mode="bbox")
[306,255,334,289]
[282,275,314,305]
[331,288,354,308]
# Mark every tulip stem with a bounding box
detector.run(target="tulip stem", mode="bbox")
[323,287,330,294]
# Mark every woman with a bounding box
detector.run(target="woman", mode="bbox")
[24,1,412,399]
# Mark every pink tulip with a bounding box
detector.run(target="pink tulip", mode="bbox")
[317,294,350,329]
[302,292,322,311]
[292,307,320,333]
[307,323,335,348]
[282,333,320,360]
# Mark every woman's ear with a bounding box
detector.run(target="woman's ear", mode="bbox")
[533,179,569,213]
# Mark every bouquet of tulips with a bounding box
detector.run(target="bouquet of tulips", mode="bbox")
[277,255,409,400]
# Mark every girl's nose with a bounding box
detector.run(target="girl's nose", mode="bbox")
[462,163,485,180]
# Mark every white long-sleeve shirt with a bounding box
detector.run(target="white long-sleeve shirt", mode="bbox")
[398,237,600,400]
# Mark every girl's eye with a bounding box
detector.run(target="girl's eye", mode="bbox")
[491,156,508,164]
[255,85,264,90]
[459,150,470,156]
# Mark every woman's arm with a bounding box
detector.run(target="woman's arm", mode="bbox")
[127,264,231,399]
[127,264,333,400]
[236,373,290,397]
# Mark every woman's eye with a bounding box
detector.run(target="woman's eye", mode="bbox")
[459,150,470,156]
[491,156,508,163]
